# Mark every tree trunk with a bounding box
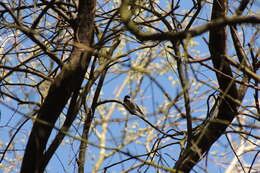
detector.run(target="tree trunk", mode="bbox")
[173,0,246,172]
[20,0,96,172]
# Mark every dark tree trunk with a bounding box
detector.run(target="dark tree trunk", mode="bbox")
[173,0,246,172]
[20,0,96,172]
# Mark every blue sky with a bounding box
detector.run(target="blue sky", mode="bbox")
[0,0,260,172]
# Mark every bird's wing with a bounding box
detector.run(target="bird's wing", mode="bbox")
[134,103,144,115]
[124,101,137,115]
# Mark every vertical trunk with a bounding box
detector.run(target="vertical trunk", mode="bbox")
[173,0,242,172]
[20,0,96,172]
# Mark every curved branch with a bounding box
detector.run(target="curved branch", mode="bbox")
[96,99,181,139]
[120,0,260,41]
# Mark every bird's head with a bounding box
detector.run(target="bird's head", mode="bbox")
[124,95,131,102]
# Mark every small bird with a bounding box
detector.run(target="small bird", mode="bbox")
[123,95,144,116]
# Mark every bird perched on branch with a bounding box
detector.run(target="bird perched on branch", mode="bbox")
[123,95,144,116]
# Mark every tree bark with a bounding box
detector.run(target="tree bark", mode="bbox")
[173,0,247,172]
[20,0,96,172]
